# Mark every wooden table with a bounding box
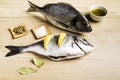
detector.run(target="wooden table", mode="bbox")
[0,0,120,80]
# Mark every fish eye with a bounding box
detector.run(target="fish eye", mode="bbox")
[77,21,87,27]
[73,36,80,42]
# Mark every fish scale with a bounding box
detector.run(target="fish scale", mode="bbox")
[43,3,79,23]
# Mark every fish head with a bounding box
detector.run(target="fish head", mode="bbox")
[73,35,94,53]
[71,16,92,33]
[47,35,94,61]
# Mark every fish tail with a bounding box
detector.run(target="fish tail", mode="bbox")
[5,46,22,57]
[27,0,43,12]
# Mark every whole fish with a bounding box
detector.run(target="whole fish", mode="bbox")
[27,1,92,34]
[5,34,94,61]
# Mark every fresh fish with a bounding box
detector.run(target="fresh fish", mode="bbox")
[27,1,92,34]
[5,34,94,61]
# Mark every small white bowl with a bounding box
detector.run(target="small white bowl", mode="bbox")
[89,5,107,21]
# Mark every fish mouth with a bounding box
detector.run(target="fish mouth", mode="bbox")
[81,25,92,33]
[73,25,92,33]
[85,26,92,32]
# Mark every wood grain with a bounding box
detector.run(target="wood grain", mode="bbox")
[0,0,120,80]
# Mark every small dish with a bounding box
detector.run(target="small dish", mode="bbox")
[32,24,51,39]
[89,5,107,21]
[9,24,29,39]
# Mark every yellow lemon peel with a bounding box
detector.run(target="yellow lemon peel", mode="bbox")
[44,35,53,49]
[58,33,66,47]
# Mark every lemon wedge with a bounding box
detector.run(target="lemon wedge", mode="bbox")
[44,35,53,49]
[58,33,66,47]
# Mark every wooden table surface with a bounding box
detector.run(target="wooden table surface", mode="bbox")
[0,0,120,80]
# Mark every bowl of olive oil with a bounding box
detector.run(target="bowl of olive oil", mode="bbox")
[89,5,107,21]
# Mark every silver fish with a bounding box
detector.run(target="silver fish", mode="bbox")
[5,34,94,61]
[27,1,92,34]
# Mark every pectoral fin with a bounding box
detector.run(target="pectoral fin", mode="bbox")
[53,19,70,29]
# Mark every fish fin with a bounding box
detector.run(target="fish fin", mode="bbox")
[58,2,77,11]
[5,46,22,57]
[48,55,83,61]
[58,2,73,7]
[27,1,43,12]
[53,19,70,29]
[27,6,36,12]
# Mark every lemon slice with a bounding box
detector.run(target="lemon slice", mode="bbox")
[58,33,66,47]
[44,35,53,49]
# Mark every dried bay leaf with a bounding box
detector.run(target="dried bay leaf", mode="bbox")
[32,58,44,67]
[18,67,37,75]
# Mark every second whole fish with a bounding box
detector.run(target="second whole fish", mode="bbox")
[27,1,92,34]
[5,34,94,61]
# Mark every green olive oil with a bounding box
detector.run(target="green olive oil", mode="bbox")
[91,8,106,16]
